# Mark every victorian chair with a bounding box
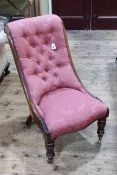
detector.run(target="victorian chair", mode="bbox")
[6,15,109,163]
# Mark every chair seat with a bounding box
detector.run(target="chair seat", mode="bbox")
[7,15,109,163]
[39,88,107,139]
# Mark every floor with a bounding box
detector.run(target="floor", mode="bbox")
[0,30,117,175]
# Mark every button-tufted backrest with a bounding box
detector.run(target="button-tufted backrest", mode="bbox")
[7,15,84,105]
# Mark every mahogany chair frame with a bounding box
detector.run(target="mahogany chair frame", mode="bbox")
[6,21,109,163]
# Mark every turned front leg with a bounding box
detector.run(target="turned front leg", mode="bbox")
[97,117,106,143]
[45,141,55,164]
[97,108,109,143]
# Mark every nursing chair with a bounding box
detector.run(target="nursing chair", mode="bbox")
[6,15,109,163]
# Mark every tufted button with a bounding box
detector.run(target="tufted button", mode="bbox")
[53,72,58,78]
[30,41,36,48]
[45,38,49,45]
[26,52,31,58]
[40,48,44,54]
[49,56,54,61]
[36,31,40,36]
[42,77,47,81]
[45,34,52,45]
[45,67,49,72]
[49,28,53,34]
[22,33,27,38]
[37,60,40,65]
[34,69,38,75]
[56,63,63,68]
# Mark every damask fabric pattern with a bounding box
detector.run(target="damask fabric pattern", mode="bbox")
[8,15,107,139]
[40,88,107,139]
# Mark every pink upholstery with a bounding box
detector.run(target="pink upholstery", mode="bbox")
[8,15,107,139]
[8,15,84,104]
[40,88,107,139]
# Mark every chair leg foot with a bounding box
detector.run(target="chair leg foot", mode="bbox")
[5,62,10,76]
[115,57,117,63]
[97,117,106,143]
[45,142,55,164]
[26,115,32,129]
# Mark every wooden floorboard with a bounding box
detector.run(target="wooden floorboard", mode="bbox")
[0,30,117,175]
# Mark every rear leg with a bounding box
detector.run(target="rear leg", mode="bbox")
[5,62,10,75]
[26,115,33,129]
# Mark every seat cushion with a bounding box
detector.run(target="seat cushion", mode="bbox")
[39,88,107,139]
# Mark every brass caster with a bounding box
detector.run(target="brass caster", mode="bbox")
[47,159,53,164]
[5,69,10,75]
[98,139,102,144]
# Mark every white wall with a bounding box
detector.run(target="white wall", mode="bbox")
[40,0,52,15]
